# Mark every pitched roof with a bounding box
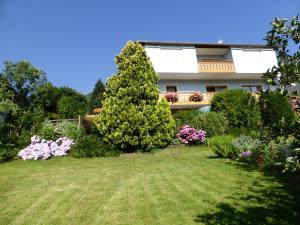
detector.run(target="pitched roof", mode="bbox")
[137,40,272,49]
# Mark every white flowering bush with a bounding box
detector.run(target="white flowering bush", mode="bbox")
[18,135,73,160]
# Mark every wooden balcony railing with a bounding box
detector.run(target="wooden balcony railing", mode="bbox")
[198,60,235,73]
[159,92,216,108]
[160,92,259,109]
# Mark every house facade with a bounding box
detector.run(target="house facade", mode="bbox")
[139,41,278,109]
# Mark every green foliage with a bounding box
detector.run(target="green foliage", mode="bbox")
[32,82,60,115]
[96,41,175,152]
[265,137,294,167]
[0,60,46,109]
[172,110,200,132]
[263,15,300,90]
[209,135,235,159]
[37,122,59,140]
[190,112,229,137]
[226,127,261,139]
[55,121,84,140]
[38,121,84,141]
[57,96,87,119]
[260,90,296,138]
[89,79,105,111]
[70,135,119,158]
[0,61,46,146]
[231,135,261,159]
[211,89,261,129]
[17,131,33,149]
[0,145,17,163]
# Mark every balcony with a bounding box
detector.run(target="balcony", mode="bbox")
[198,60,235,73]
[160,91,259,109]
[159,92,216,109]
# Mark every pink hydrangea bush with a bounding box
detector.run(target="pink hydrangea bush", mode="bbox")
[18,135,74,160]
[176,125,206,144]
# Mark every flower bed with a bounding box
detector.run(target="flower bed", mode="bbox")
[18,135,74,160]
[176,125,206,144]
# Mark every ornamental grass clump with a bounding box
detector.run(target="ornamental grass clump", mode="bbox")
[18,135,73,160]
[189,92,203,102]
[176,125,206,144]
[165,92,178,103]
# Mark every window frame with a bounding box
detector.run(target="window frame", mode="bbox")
[205,85,228,92]
[165,84,178,92]
[241,84,263,92]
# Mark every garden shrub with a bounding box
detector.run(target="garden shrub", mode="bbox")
[231,135,261,159]
[288,96,300,115]
[96,42,175,152]
[282,121,300,173]
[211,89,261,129]
[260,91,296,139]
[37,122,59,141]
[173,110,200,132]
[226,127,261,139]
[189,92,203,102]
[164,92,178,103]
[0,145,17,163]
[70,135,119,158]
[176,125,206,144]
[190,112,228,137]
[55,121,84,140]
[210,135,235,158]
[18,135,73,160]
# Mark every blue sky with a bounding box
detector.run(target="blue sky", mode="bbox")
[0,0,299,94]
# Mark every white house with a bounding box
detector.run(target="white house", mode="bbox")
[139,40,278,109]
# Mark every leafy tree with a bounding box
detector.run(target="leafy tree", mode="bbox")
[95,41,175,152]
[263,15,300,90]
[32,82,60,115]
[211,89,261,129]
[0,76,18,116]
[57,96,87,118]
[0,61,46,142]
[0,60,46,109]
[259,90,296,139]
[89,79,105,111]
[57,86,87,102]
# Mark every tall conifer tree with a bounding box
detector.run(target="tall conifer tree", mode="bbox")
[95,41,175,151]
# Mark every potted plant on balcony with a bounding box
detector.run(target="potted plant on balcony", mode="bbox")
[189,92,203,102]
[165,92,178,103]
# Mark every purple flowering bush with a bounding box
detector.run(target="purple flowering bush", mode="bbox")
[239,150,253,158]
[176,125,206,144]
[18,135,74,160]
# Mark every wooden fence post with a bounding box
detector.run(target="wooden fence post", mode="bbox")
[78,115,81,131]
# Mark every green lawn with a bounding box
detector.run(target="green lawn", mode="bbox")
[0,146,299,225]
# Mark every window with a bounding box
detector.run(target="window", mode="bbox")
[166,85,177,92]
[241,85,262,92]
[206,85,227,92]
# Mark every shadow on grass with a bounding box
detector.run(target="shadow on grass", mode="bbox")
[195,158,300,225]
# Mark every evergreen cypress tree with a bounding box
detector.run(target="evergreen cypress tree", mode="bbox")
[95,41,175,152]
[89,79,105,111]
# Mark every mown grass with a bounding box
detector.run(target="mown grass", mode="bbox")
[0,146,299,225]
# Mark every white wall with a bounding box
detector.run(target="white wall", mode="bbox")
[159,79,271,92]
[231,48,277,73]
[145,46,198,73]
